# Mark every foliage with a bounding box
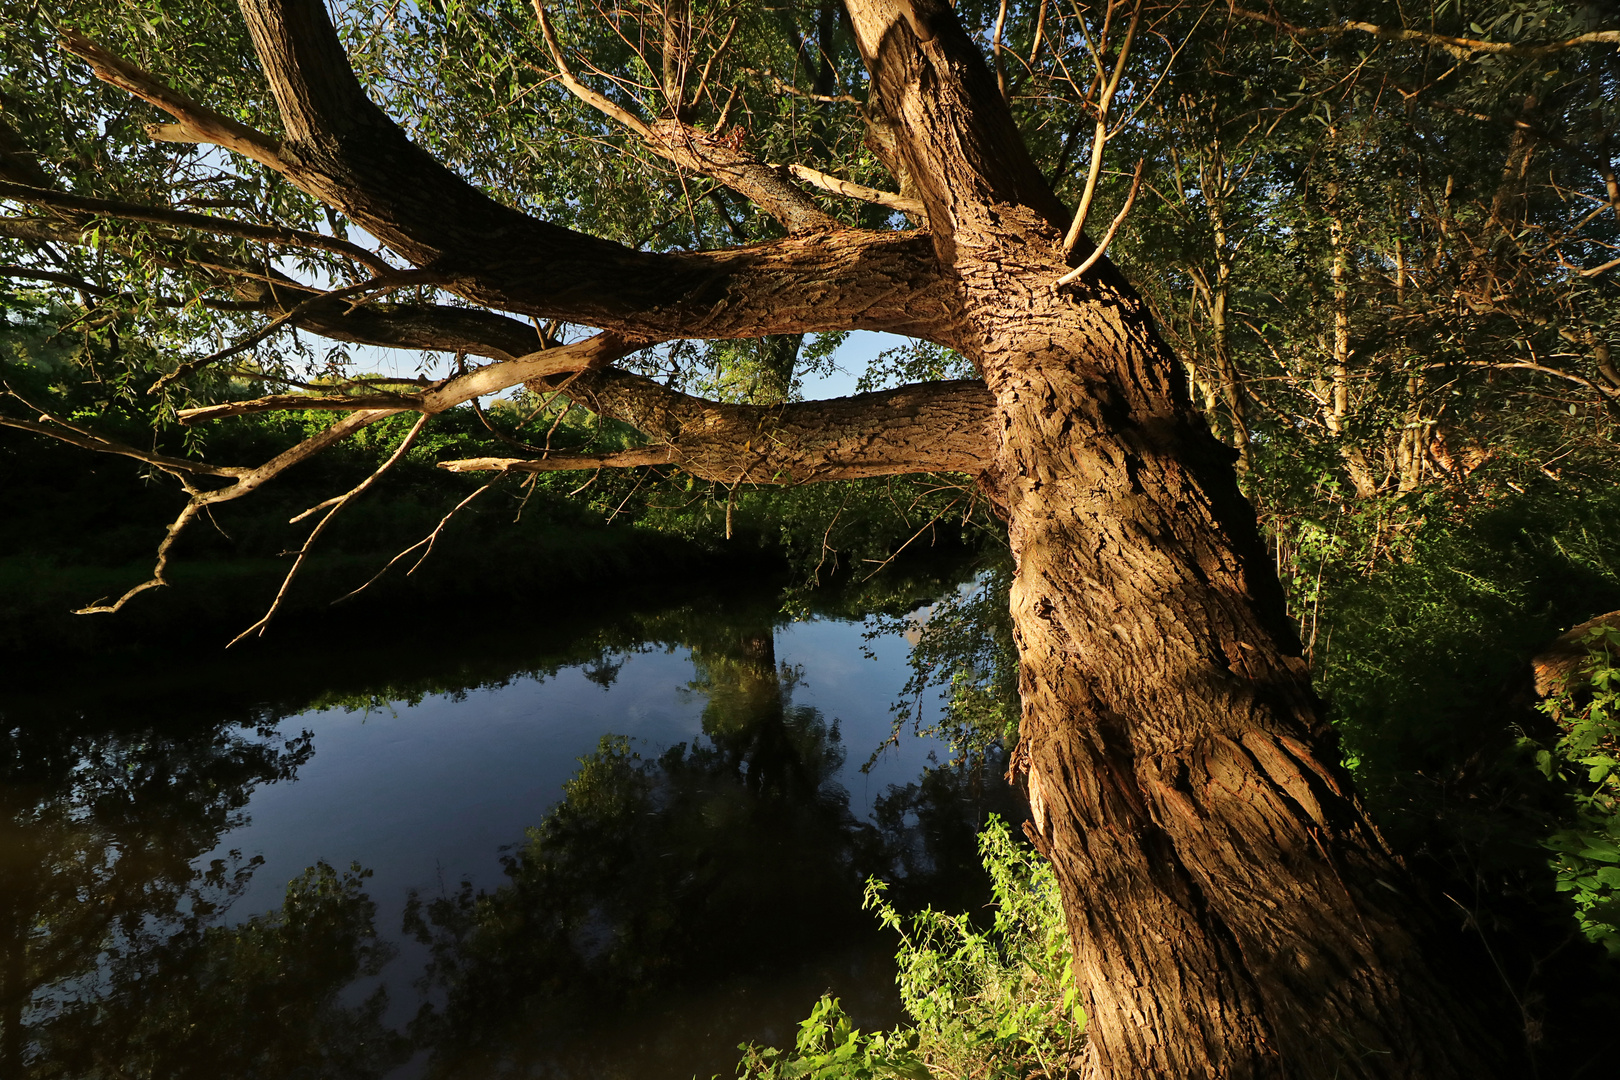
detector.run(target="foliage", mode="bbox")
[738,816,1084,1080]
[866,561,1019,767]
[71,861,407,1080]
[1534,626,1620,954]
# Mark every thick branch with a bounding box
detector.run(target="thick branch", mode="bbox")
[643,120,841,233]
[56,28,285,170]
[72,0,952,343]
[0,207,549,364]
[450,372,995,483]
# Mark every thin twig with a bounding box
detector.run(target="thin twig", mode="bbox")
[332,480,499,604]
[1060,0,1143,258]
[1056,157,1145,285]
[860,497,962,581]
[228,412,432,646]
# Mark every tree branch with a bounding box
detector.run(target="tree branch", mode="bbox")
[176,332,641,424]
[783,164,924,216]
[56,27,286,171]
[227,411,432,645]
[1227,5,1620,61]
[0,180,394,274]
[0,187,548,365]
[444,373,995,483]
[139,0,956,343]
[532,1,839,235]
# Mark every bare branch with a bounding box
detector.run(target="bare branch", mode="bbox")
[332,481,500,604]
[1057,157,1145,286]
[176,331,641,424]
[1060,0,1144,258]
[1424,359,1619,400]
[56,27,286,171]
[532,0,654,138]
[0,386,244,478]
[1575,254,1620,278]
[0,180,393,274]
[153,268,447,391]
[532,1,838,234]
[783,164,924,216]
[441,448,678,473]
[72,502,206,615]
[1227,5,1620,61]
[228,412,432,645]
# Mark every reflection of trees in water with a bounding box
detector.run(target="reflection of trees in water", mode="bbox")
[0,715,407,1079]
[405,620,1017,1080]
[1,579,1011,1080]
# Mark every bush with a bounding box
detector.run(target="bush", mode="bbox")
[737,817,1085,1080]
[1533,626,1620,954]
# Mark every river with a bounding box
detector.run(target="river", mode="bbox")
[0,571,1013,1080]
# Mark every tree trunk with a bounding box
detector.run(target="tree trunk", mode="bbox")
[52,1,1522,1073]
[984,275,1506,1078]
[846,3,1512,1076]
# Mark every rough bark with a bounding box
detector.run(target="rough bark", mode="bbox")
[214,1,961,343]
[847,2,1510,1077]
[1533,609,1620,697]
[452,369,994,483]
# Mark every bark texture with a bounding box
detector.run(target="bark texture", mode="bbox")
[479,370,994,483]
[846,2,1511,1077]
[228,0,958,343]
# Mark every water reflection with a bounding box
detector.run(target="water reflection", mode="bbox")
[0,577,1014,1080]
[404,620,891,1079]
[0,716,325,1077]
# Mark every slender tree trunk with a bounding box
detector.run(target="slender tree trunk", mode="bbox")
[1204,191,1253,475]
[1326,205,1379,497]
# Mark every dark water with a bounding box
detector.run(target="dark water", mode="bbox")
[0,577,1012,1080]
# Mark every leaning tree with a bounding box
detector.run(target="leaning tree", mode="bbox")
[8,0,1619,1076]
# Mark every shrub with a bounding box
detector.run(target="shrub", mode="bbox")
[737,816,1085,1080]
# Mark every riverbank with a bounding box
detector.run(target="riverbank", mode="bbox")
[0,519,783,656]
